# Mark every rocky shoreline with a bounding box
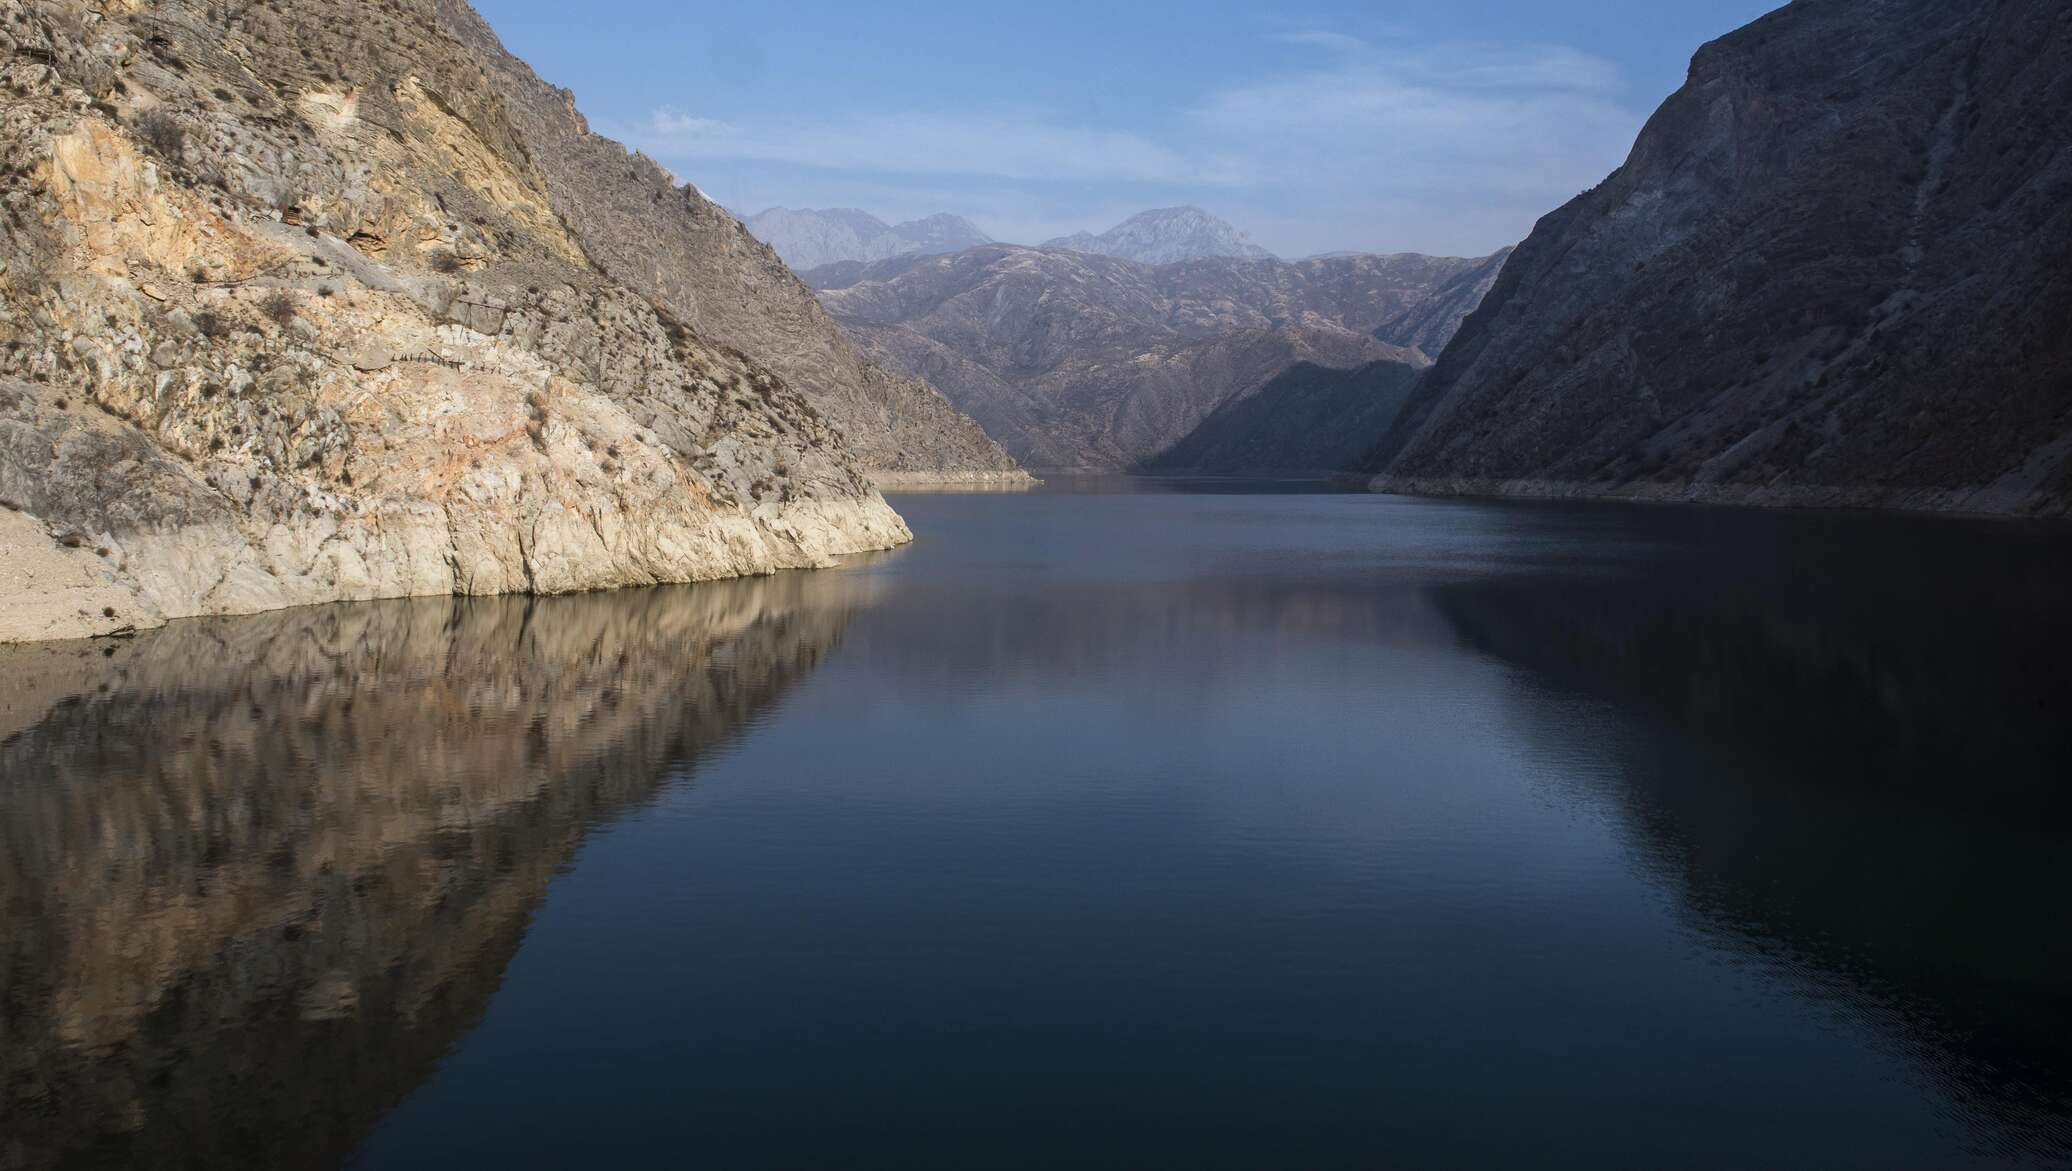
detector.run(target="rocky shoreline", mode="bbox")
[1368,471,2072,520]
[871,470,1038,491]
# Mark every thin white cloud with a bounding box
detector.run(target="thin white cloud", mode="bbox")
[1270,30,1372,54]
[1189,39,1637,200]
[1426,43,1624,92]
[630,109,1247,187]
[1255,12,1413,43]
[629,33,1645,256]
[651,107,731,136]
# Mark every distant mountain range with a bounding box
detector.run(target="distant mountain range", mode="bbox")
[1039,207,1276,265]
[731,200,1498,476]
[742,208,994,272]
[808,246,1501,471]
[745,205,1282,275]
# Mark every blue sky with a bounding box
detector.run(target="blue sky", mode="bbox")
[473,0,1777,257]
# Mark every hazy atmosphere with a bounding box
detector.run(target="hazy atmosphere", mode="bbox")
[477,0,1774,255]
[3,0,2069,1165]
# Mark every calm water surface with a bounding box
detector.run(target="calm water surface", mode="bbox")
[2,480,2069,1168]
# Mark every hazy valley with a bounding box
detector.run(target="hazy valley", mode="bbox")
[803,233,1499,471]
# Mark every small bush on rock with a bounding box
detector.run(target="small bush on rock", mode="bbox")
[137,111,185,160]
[260,292,296,326]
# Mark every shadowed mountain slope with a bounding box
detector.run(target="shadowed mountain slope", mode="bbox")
[1143,360,1425,475]
[1367,0,2072,517]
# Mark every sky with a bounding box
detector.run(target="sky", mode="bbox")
[472,0,1778,258]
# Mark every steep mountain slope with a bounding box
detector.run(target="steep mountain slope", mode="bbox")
[0,0,916,642]
[742,207,993,271]
[1373,247,1512,355]
[1041,207,1274,264]
[1143,359,1425,474]
[815,245,1491,470]
[1368,0,2072,517]
[430,5,1026,485]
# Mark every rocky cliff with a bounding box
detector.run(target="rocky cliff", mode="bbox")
[0,0,915,643]
[434,3,1026,486]
[813,245,1492,470]
[1368,0,2072,517]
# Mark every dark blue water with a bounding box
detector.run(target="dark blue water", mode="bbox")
[3,482,2069,1168]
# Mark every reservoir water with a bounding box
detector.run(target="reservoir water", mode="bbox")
[3,480,2068,1168]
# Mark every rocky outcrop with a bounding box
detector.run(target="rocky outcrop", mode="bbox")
[433,4,1027,486]
[0,0,921,642]
[814,245,1493,470]
[1367,0,2072,517]
[0,571,872,1168]
[1041,207,1274,264]
[742,207,993,272]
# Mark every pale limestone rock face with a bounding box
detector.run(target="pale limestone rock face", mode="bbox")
[433,0,1029,485]
[0,0,912,642]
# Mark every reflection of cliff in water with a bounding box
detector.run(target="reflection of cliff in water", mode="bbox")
[0,573,874,1170]
[1431,519,2072,1160]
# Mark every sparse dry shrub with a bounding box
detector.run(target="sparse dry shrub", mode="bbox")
[260,292,296,326]
[136,111,185,160]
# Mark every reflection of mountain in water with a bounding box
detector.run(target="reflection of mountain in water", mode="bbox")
[0,574,874,1170]
[1431,515,2072,1160]
[841,572,1458,692]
